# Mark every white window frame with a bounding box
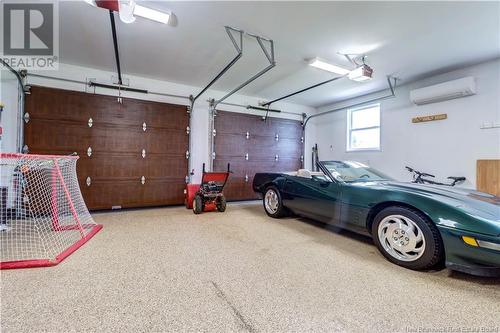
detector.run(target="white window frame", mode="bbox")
[346,103,381,152]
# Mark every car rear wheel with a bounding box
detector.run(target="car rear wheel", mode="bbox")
[263,186,287,218]
[372,206,444,270]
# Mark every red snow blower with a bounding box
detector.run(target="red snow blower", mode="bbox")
[185,163,231,214]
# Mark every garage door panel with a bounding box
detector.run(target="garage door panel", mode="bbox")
[214,158,247,176]
[77,155,145,178]
[221,178,256,201]
[88,128,145,153]
[25,120,160,155]
[25,86,188,210]
[93,98,154,126]
[79,179,143,210]
[142,180,186,206]
[25,86,109,122]
[144,155,187,178]
[146,130,189,155]
[24,120,91,153]
[268,118,303,137]
[214,134,247,156]
[214,111,303,201]
[215,112,252,133]
[241,139,302,157]
[121,99,188,129]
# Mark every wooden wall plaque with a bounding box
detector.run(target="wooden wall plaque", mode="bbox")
[412,114,447,123]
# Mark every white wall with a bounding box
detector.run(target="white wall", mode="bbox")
[311,59,500,188]
[1,63,315,182]
[0,72,21,154]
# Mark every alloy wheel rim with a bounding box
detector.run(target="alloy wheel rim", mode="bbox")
[378,214,426,262]
[264,190,279,214]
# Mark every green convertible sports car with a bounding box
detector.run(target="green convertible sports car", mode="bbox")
[252,161,500,277]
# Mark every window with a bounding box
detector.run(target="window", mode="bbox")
[347,104,380,151]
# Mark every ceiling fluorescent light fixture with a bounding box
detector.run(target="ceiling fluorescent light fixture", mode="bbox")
[309,58,350,75]
[348,64,373,82]
[134,5,170,24]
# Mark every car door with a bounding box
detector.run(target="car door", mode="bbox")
[283,176,342,224]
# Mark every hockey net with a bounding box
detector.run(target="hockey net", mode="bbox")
[0,153,102,269]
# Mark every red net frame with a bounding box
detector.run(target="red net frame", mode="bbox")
[0,153,102,269]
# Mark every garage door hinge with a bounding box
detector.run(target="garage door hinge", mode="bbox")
[24,112,30,123]
[246,132,250,139]
[212,129,216,137]
[87,147,92,157]
[186,126,190,135]
[141,176,146,185]
[142,122,147,131]
[86,176,91,187]
[22,145,29,154]
[275,133,279,141]
[301,137,304,143]
[212,151,216,159]
[185,175,189,183]
[142,149,146,158]
[88,118,93,128]
[186,150,190,159]
[300,155,304,162]
[275,154,279,161]
[245,174,249,183]
[245,153,249,161]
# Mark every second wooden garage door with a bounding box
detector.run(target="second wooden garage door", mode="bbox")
[24,86,188,210]
[214,111,303,200]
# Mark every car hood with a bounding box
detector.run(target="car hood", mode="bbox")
[363,181,500,221]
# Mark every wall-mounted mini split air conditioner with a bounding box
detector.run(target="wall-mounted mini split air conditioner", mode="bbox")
[409,76,476,105]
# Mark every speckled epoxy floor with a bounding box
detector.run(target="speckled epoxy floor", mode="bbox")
[1,202,499,332]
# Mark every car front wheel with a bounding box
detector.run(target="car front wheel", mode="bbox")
[263,186,287,218]
[372,206,444,270]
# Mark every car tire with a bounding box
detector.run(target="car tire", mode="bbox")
[216,196,227,212]
[371,206,444,271]
[193,194,204,215]
[263,186,287,218]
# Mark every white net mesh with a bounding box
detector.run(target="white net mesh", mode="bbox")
[0,153,101,267]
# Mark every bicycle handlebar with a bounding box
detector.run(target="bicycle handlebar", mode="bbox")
[406,166,435,178]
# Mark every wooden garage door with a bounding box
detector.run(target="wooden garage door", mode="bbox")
[214,111,303,201]
[24,86,188,210]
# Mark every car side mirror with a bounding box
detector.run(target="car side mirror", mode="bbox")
[319,180,330,187]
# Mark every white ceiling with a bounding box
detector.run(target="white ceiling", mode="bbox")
[59,1,500,107]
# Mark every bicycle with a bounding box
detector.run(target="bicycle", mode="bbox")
[405,166,466,186]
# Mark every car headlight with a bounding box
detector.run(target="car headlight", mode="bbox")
[462,236,500,251]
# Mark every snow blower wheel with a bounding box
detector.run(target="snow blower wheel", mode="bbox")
[216,196,227,212]
[193,194,204,215]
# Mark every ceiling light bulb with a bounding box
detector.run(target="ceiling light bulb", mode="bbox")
[309,58,350,75]
[133,5,170,24]
[348,65,373,82]
[119,0,136,24]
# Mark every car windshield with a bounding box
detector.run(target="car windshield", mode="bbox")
[321,161,393,183]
